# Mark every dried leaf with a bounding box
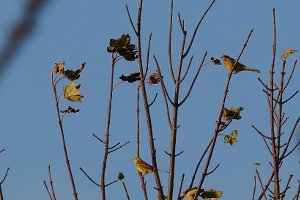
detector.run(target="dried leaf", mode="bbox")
[281,49,297,61]
[119,72,140,83]
[61,62,86,81]
[60,106,80,113]
[148,72,161,85]
[211,57,221,65]
[63,82,83,102]
[52,62,65,73]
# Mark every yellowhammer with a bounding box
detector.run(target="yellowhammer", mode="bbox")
[132,157,169,175]
[221,55,260,74]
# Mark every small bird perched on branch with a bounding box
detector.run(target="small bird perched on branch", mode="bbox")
[221,55,261,74]
[132,157,169,175]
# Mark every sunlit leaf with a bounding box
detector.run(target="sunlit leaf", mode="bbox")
[183,187,201,200]
[117,172,125,181]
[60,106,80,113]
[52,62,65,73]
[211,57,221,65]
[281,49,297,61]
[200,189,223,199]
[107,34,137,61]
[119,72,140,83]
[224,130,238,145]
[148,72,161,85]
[223,106,243,121]
[63,82,83,102]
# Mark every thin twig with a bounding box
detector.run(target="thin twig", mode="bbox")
[108,141,130,154]
[252,176,257,200]
[168,0,175,82]
[183,0,216,58]
[179,52,207,106]
[177,174,185,200]
[80,167,101,187]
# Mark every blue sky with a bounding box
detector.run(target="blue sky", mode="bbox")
[0,0,299,199]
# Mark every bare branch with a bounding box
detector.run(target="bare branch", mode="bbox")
[43,181,53,200]
[125,5,138,36]
[252,176,257,200]
[177,174,185,200]
[180,56,194,84]
[168,0,175,83]
[282,90,299,104]
[256,169,268,200]
[80,167,101,187]
[148,93,158,107]
[92,133,105,144]
[183,0,216,58]
[108,141,130,154]
[144,33,152,77]
[179,52,207,106]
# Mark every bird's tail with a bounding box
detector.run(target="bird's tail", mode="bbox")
[246,67,261,73]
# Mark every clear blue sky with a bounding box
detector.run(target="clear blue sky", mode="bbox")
[0,0,299,199]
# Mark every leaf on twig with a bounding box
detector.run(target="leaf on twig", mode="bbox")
[119,72,140,83]
[211,57,221,65]
[61,63,85,81]
[224,130,238,145]
[60,106,80,113]
[200,189,223,199]
[52,62,65,73]
[107,34,138,61]
[148,72,161,85]
[52,62,85,81]
[63,82,83,102]
[281,49,297,61]
[223,106,243,121]
[183,187,202,200]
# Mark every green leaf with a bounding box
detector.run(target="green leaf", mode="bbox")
[223,106,243,121]
[200,189,223,199]
[107,34,137,61]
[63,82,83,102]
[224,130,238,145]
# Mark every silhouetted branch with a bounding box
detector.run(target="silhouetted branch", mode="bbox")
[177,174,185,200]
[92,133,105,144]
[125,5,138,35]
[80,167,100,187]
[108,141,130,154]
[252,176,257,200]
[183,0,216,58]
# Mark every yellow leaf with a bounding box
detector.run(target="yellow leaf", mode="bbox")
[52,62,65,73]
[63,82,83,102]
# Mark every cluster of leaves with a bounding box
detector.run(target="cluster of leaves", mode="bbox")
[52,62,84,113]
[53,62,85,81]
[107,34,138,61]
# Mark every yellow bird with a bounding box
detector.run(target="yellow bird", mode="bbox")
[133,157,169,175]
[133,157,154,175]
[221,55,260,74]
